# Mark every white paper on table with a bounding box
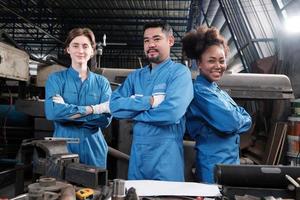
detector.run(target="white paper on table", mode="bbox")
[124,180,221,197]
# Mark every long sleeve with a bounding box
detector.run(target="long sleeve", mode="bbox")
[110,73,152,119]
[81,113,111,129]
[45,71,112,129]
[84,77,112,128]
[133,67,193,126]
[190,84,251,134]
[44,72,88,123]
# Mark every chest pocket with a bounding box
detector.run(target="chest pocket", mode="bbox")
[63,91,78,105]
[61,78,79,105]
[86,92,101,105]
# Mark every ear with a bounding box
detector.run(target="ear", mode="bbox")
[91,49,94,56]
[168,35,175,47]
[66,47,70,54]
[197,59,201,69]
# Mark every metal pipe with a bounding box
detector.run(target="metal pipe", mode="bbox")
[107,141,194,162]
[0,164,30,175]
[183,140,195,147]
[10,193,28,200]
[108,147,130,161]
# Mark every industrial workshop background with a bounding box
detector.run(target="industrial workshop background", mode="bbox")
[1,0,300,199]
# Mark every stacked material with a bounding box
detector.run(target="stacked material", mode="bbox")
[287,99,300,165]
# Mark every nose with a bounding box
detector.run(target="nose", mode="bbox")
[214,62,220,69]
[215,62,224,69]
[148,39,156,48]
[78,45,84,52]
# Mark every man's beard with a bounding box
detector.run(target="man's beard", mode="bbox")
[145,48,162,64]
[147,55,161,64]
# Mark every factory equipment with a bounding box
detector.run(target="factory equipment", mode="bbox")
[18,139,108,188]
[16,177,75,200]
[215,164,300,199]
[36,64,65,87]
[0,39,29,82]
[217,73,294,99]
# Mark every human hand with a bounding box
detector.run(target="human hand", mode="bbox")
[151,94,165,108]
[91,101,110,114]
[53,95,65,104]
[85,106,94,115]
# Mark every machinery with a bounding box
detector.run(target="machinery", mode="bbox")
[0,38,29,82]
[215,164,300,199]
[8,139,115,200]
[18,139,108,188]
[12,177,76,200]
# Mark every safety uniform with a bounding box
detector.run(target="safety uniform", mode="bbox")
[110,59,193,181]
[186,74,251,183]
[45,67,112,168]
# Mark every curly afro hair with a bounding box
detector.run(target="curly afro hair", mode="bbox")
[182,26,229,60]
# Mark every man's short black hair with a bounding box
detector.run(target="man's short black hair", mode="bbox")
[143,20,173,35]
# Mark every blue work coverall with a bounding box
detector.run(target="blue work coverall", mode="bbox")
[110,59,193,181]
[186,74,252,183]
[45,67,112,168]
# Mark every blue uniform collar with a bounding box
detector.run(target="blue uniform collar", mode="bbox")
[196,74,218,89]
[68,66,91,80]
[147,58,172,74]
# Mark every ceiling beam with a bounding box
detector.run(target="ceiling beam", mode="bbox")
[0,0,63,44]
[7,6,190,11]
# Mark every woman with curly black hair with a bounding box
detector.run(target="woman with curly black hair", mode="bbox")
[182,26,252,183]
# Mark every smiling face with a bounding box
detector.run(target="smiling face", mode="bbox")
[198,45,227,82]
[67,35,94,68]
[143,27,174,66]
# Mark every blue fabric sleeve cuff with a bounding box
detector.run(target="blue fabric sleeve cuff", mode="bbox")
[140,96,152,110]
[78,106,88,115]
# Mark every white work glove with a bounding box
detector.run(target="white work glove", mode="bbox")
[91,101,110,114]
[152,94,165,108]
[130,94,143,99]
[53,95,65,104]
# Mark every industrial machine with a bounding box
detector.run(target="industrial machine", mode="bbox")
[215,164,300,199]
[8,139,113,200]
[0,38,29,82]
[18,139,108,188]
